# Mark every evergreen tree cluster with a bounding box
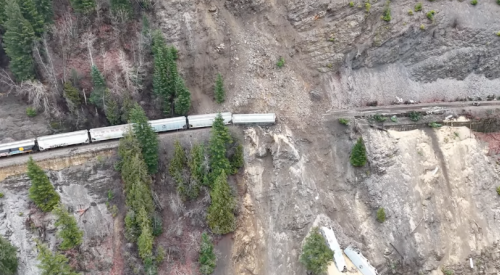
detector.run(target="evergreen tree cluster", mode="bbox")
[198,232,216,275]
[27,157,60,212]
[69,0,95,14]
[89,65,121,125]
[152,31,191,117]
[53,204,84,250]
[36,242,79,275]
[1,0,53,81]
[117,131,158,270]
[0,235,18,275]
[299,227,334,275]
[350,137,367,167]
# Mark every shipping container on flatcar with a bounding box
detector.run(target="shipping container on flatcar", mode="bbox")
[89,124,132,142]
[232,113,276,125]
[37,130,90,151]
[0,139,36,157]
[149,117,187,133]
[187,113,232,129]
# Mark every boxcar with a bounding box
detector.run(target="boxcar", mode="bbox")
[149,117,187,133]
[187,113,232,129]
[232,113,276,125]
[37,130,90,151]
[0,139,36,157]
[89,124,132,142]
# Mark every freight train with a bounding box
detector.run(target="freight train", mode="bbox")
[0,113,276,158]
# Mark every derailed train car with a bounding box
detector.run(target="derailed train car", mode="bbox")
[0,112,276,157]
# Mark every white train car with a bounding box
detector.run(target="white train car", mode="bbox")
[0,139,36,157]
[232,113,276,125]
[89,124,132,142]
[320,226,347,272]
[187,113,232,129]
[344,246,378,275]
[37,130,90,151]
[149,117,187,133]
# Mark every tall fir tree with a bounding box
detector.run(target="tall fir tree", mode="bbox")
[89,65,107,108]
[165,46,178,100]
[104,89,120,125]
[36,242,78,275]
[137,207,154,260]
[198,232,216,275]
[35,0,53,25]
[208,113,233,182]
[120,94,134,123]
[129,104,159,174]
[0,235,18,275]
[2,0,36,81]
[18,0,45,36]
[174,76,191,116]
[207,171,235,235]
[27,157,60,212]
[0,0,7,26]
[169,140,186,175]
[69,0,96,14]
[53,204,83,250]
[350,137,367,167]
[152,31,170,115]
[214,73,225,104]
[189,143,208,187]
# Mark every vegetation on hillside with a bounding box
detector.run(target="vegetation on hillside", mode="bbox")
[214,73,225,104]
[129,104,159,175]
[27,157,60,212]
[207,171,235,234]
[36,242,78,275]
[53,204,84,250]
[299,227,334,275]
[350,137,367,167]
[199,232,217,274]
[0,235,18,275]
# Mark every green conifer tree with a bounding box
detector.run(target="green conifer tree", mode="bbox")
[199,232,216,275]
[18,0,45,36]
[53,204,83,250]
[169,140,186,175]
[63,82,81,112]
[0,235,18,275]
[27,157,60,212]
[104,90,120,125]
[35,0,53,25]
[2,0,36,81]
[137,207,153,260]
[230,144,244,174]
[110,0,132,19]
[189,143,208,187]
[174,76,191,116]
[69,0,96,14]
[0,0,7,26]
[36,242,78,275]
[350,137,367,167]
[120,94,134,123]
[129,104,159,174]
[208,114,233,182]
[207,171,235,234]
[299,227,334,275]
[214,73,225,104]
[152,32,170,115]
[89,65,107,108]
[166,46,178,99]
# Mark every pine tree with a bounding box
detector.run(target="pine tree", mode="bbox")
[35,0,53,25]
[174,76,191,116]
[199,232,216,275]
[230,144,244,174]
[209,114,233,182]
[69,0,96,14]
[120,94,134,123]
[152,32,170,116]
[89,65,107,108]
[129,104,159,174]
[104,90,120,125]
[0,0,7,26]
[169,140,186,175]
[36,242,78,275]
[207,171,235,234]
[53,204,83,250]
[110,0,132,20]
[18,0,45,36]
[27,157,60,212]
[189,143,208,187]
[166,46,178,99]
[0,235,18,275]
[137,207,153,260]
[350,137,367,167]
[2,0,36,81]
[214,73,225,104]
[63,82,81,112]
[299,227,334,275]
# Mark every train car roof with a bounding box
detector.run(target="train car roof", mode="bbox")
[37,130,89,140]
[0,139,36,151]
[187,112,232,119]
[89,124,132,132]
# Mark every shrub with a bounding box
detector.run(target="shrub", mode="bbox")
[276,57,285,68]
[390,116,397,122]
[496,186,500,195]
[155,246,166,266]
[428,122,442,128]
[496,31,500,37]
[36,242,78,275]
[338,118,350,125]
[408,10,413,15]
[365,2,371,12]
[442,268,454,275]
[350,137,367,167]
[26,107,37,117]
[199,232,216,274]
[382,1,391,22]
[27,157,60,212]
[426,10,435,21]
[299,227,333,275]
[53,204,84,250]
[498,0,500,5]
[373,113,387,122]
[349,1,354,6]
[414,3,422,11]
[0,235,18,275]
[470,0,477,5]
[420,24,426,30]
[409,111,421,121]
[0,192,4,198]
[376,207,386,223]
